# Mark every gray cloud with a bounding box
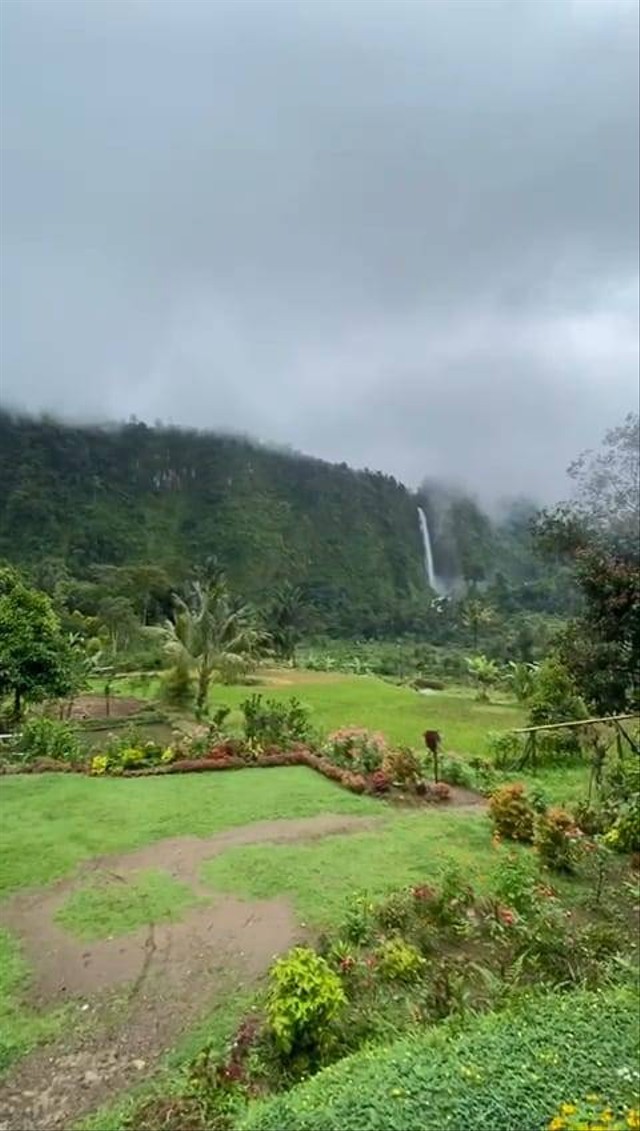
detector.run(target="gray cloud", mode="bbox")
[1,0,638,500]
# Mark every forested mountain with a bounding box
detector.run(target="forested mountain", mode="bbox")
[0,412,428,635]
[0,412,572,636]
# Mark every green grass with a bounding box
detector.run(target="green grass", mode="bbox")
[241,986,640,1130]
[201,809,493,929]
[55,868,205,940]
[0,768,378,898]
[0,928,70,1074]
[108,670,526,756]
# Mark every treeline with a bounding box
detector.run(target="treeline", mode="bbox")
[0,412,571,637]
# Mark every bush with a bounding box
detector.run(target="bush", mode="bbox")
[160,661,194,709]
[374,938,426,984]
[324,728,388,774]
[488,731,526,770]
[534,807,583,873]
[241,988,640,1131]
[243,695,313,749]
[489,784,536,843]
[489,847,541,916]
[15,716,83,765]
[265,947,346,1062]
[439,756,476,789]
[370,769,391,794]
[382,747,422,786]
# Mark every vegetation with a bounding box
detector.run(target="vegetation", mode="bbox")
[55,869,205,939]
[241,988,639,1131]
[0,565,75,718]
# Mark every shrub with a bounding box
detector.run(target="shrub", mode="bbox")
[487,731,526,770]
[159,661,194,709]
[439,756,476,789]
[265,947,346,1061]
[535,807,583,873]
[370,769,391,794]
[341,895,375,946]
[241,988,640,1131]
[489,783,536,843]
[603,800,640,854]
[382,747,422,786]
[90,754,108,775]
[373,890,414,933]
[374,938,426,984]
[324,728,388,774]
[243,695,313,749]
[489,847,541,915]
[15,716,83,765]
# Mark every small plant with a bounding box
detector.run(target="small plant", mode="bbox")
[439,756,475,790]
[265,947,346,1061]
[370,769,391,794]
[547,1097,639,1131]
[325,728,388,774]
[489,846,540,915]
[373,889,414,933]
[487,731,526,769]
[535,807,584,873]
[159,659,194,709]
[489,783,535,843]
[429,862,475,928]
[374,938,426,984]
[341,895,375,945]
[428,781,452,803]
[243,695,313,749]
[382,747,422,786]
[15,715,83,765]
[90,754,108,775]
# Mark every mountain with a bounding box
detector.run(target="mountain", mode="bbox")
[0,412,428,635]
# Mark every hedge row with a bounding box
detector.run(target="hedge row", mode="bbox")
[241,987,640,1131]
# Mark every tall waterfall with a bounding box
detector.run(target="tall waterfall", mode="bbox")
[417,506,445,595]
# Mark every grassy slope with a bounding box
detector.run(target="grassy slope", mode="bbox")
[0,769,378,898]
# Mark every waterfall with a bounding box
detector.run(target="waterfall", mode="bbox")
[417,506,445,595]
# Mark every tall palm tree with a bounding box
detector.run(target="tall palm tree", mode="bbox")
[461,599,495,650]
[268,582,305,664]
[164,576,268,718]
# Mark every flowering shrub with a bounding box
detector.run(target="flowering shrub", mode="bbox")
[374,938,426,984]
[324,728,388,774]
[370,769,391,794]
[488,783,536,843]
[547,1097,640,1131]
[489,846,541,915]
[265,946,346,1061]
[535,807,584,873]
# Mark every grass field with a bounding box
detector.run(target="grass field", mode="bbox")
[114,668,526,755]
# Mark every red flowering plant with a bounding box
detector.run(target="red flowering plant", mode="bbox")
[324,728,389,775]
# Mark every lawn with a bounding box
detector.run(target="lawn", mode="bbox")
[201,808,494,929]
[0,768,379,898]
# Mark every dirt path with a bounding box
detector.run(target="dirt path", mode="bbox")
[0,813,378,1131]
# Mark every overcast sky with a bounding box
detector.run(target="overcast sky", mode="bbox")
[1,0,638,501]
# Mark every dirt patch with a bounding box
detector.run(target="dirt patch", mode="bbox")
[0,813,379,1131]
[67,695,148,721]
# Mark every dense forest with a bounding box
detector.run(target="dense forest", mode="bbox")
[0,411,571,637]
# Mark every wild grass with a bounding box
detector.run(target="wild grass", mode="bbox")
[0,928,70,1073]
[55,869,206,940]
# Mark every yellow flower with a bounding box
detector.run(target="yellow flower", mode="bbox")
[561,1105,578,1116]
[627,1111,640,1131]
[587,1096,602,1104]
[548,1118,566,1131]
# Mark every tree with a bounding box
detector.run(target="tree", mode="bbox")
[97,596,139,655]
[0,566,74,718]
[164,574,268,718]
[507,660,538,704]
[461,599,495,650]
[267,583,306,664]
[466,654,500,701]
[536,414,640,714]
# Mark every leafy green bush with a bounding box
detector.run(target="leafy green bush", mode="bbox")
[535,808,583,873]
[241,988,640,1131]
[14,715,83,765]
[488,731,526,770]
[242,695,313,749]
[489,847,541,916]
[489,784,536,843]
[382,747,422,786]
[265,947,346,1062]
[439,755,476,790]
[159,660,194,709]
[374,938,425,984]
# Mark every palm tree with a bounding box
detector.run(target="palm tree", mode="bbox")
[267,582,305,665]
[461,600,495,650]
[466,654,500,701]
[164,576,268,718]
[507,660,539,704]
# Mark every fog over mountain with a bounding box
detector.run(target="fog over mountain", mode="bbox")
[1,0,638,500]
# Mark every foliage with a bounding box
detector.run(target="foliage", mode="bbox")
[159,657,194,709]
[266,583,306,663]
[507,660,538,703]
[547,1096,640,1131]
[528,657,586,729]
[0,565,75,718]
[381,746,422,786]
[489,784,536,843]
[439,755,477,789]
[488,731,527,769]
[242,694,313,749]
[324,727,388,774]
[466,654,500,701]
[488,846,541,915]
[10,715,83,766]
[164,573,267,717]
[373,938,426,984]
[534,808,583,873]
[241,988,640,1130]
[265,947,346,1062]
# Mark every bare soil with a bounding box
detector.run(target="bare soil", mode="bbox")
[0,814,378,1131]
[67,695,148,721]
